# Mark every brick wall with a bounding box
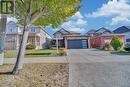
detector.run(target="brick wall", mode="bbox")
[90,35,125,48]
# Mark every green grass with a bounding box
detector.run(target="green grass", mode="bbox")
[111,49,129,53]
[4,48,62,58]
[110,49,130,55]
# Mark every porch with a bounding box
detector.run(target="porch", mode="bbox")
[27,35,41,49]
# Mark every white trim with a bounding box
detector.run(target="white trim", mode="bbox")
[53,38,63,40]
[101,34,126,36]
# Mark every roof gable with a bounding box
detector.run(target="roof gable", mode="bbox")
[95,27,112,36]
[67,30,80,34]
[87,29,96,34]
[96,27,112,33]
[59,29,71,34]
[7,21,17,25]
[53,28,80,35]
[113,26,130,34]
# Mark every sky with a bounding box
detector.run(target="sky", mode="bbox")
[7,0,130,36]
[45,0,130,36]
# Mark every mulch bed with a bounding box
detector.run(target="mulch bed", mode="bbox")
[0,63,69,87]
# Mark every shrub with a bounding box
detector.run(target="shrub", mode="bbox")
[26,53,51,55]
[110,36,124,51]
[60,48,67,56]
[49,40,55,48]
[124,43,130,52]
[26,44,36,50]
[102,42,112,51]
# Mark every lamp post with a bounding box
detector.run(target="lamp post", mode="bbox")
[56,35,59,54]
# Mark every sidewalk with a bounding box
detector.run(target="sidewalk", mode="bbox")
[4,56,68,64]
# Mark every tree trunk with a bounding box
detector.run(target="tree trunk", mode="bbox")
[12,21,30,75]
[12,0,33,75]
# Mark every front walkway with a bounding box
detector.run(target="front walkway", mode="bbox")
[4,56,68,64]
[68,49,130,87]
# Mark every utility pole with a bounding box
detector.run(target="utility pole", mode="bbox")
[0,0,14,65]
[0,15,7,65]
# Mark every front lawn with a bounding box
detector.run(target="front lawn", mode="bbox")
[4,48,63,58]
[111,50,130,55]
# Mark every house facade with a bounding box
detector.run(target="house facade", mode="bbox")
[5,21,50,50]
[53,29,80,47]
[53,27,127,49]
[53,29,90,49]
[87,27,126,48]
[113,26,130,43]
[90,34,125,48]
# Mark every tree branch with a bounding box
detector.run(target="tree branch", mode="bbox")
[24,0,33,26]
[15,3,24,19]
[30,7,48,24]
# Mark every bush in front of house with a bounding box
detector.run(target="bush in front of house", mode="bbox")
[110,36,124,51]
[124,43,130,52]
[49,40,55,49]
[60,48,67,56]
[26,44,36,50]
[102,42,112,51]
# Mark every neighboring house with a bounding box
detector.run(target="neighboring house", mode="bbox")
[5,21,50,50]
[90,34,125,48]
[94,27,113,36]
[86,27,113,36]
[113,26,130,43]
[88,27,125,48]
[53,28,91,49]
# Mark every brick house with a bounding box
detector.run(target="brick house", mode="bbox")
[87,27,126,48]
[5,21,50,50]
[53,27,126,49]
[53,29,90,49]
[53,28,80,47]
[90,34,125,48]
[113,26,130,43]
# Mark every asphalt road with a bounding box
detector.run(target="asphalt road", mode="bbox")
[67,49,130,87]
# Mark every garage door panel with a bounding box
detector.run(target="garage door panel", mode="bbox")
[67,39,88,49]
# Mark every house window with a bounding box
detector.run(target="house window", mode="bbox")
[10,28,13,32]
[7,26,18,33]
[31,28,36,33]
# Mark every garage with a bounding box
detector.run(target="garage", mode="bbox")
[67,39,88,49]
[64,35,90,49]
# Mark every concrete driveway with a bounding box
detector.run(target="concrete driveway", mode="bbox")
[67,49,130,87]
